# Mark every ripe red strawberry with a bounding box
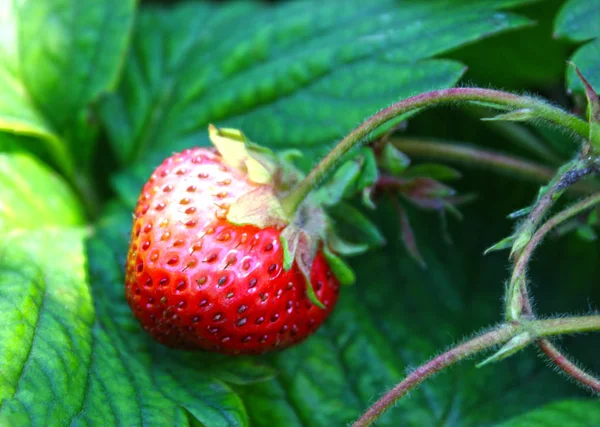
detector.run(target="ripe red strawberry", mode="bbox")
[125,127,340,354]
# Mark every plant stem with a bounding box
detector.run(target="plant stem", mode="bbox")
[352,324,519,427]
[518,287,600,393]
[531,316,600,336]
[536,340,600,393]
[506,160,593,320]
[392,138,600,195]
[508,191,600,319]
[281,88,589,216]
[353,315,600,427]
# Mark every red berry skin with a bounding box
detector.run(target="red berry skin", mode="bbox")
[125,148,340,354]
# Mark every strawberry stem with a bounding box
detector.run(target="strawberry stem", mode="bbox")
[281,88,590,216]
[353,315,600,427]
[391,137,600,195]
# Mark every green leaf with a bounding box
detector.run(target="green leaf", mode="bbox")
[0,65,73,177]
[102,0,535,205]
[0,0,136,169]
[0,228,94,425]
[500,400,600,426]
[1,0,136,131]
[0,153,84,230]
[450,0,570,89]
[554,0,600,93]
[554,0,600,42]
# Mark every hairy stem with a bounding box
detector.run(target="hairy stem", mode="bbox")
[506,160,594,320]
[531,316,600,336]
[521,290,600,393]
[281,88,589,216]
[508,191,600,319]
[352,324,519,427]
[392,138,600,195]
[353,315,600,427]
[537,339,600,394]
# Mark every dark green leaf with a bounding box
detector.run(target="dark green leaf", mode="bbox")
[103,0,535,205]
[500,400,600,426]
[449,0,570,89]
[554,0,600,42]
[554,0,600,93]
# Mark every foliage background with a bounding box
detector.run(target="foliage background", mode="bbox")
[0,0,599,425]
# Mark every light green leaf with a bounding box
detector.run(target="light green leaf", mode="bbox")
[0,228,94,425]
[0,0,136,170]
[0,152,84,231]
[2,0,136,131]
[102,0,535,205]
[500,400,600,426]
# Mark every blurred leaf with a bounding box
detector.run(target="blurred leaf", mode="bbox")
[554,0,600,93]
[500,400,600,426]
[380,144,411,175]
[0,0,136,169]
[328,202,386,248]
[0,152,84,230]
[554,0,600,42]
[101,0,537,205]
[403,163,462,181]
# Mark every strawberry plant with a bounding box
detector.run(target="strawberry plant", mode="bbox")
[1,0,600,426]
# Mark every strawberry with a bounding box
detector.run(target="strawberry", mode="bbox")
[125,126,342,354]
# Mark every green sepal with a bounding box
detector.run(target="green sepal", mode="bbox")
[322,244,355,286]
[507,206,532,219]
[484,235,515,255]
[361,186,377,210]
[329,202,386,248]
[314,160,362,207]
[355,147,378,191]
[481,108,535,122]
[279,229,299,271]
[304,276,326,309]
[379,143,410,175]
[577,224,597,241]
[476,332,532,368]
[227,186,289,228]
[208,124,273,184]
[570,63,600,149]
[327,233,370,256]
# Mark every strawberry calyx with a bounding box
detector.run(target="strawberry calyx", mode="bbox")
[208,125,355,309]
